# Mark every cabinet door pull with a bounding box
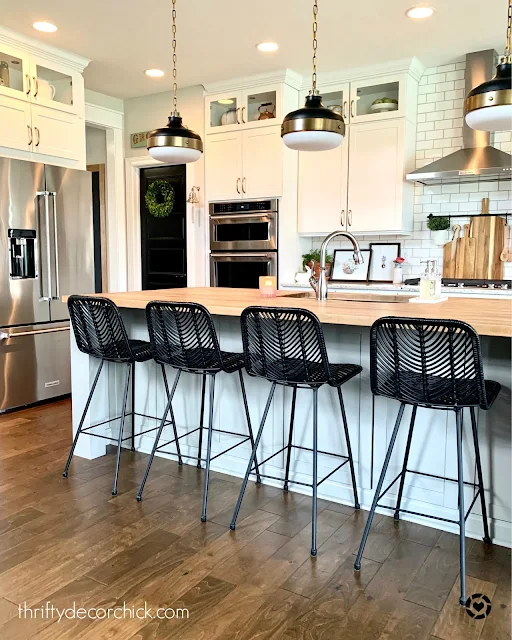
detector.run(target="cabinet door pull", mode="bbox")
[27,125,33,146]
[241,106,246,123]
[34,127,40,147]
[348,209,353,226]
[236,108,240,125]
[25,75,31,95]
[340,210,345,226]
[236,178,241,194]
[343,101,348,119]
[242,177,247,194]
[350,100,355,118]
[33,77,39,98]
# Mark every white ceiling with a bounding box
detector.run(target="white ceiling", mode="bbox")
[0,0,507,99]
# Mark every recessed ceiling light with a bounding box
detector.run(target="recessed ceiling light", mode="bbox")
[33,22,58,33]
[257,42,279,53]
[405,5,435,19]
[145,69,165,78]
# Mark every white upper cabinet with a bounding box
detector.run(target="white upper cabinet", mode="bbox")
[241,127,283,199]
[0,27,89,168]
[205,126,283,201]
[347,119,413,233]
[349,74,405,123]
[298,138,349,236]
[206,91,243,134]
[205,131,243,201]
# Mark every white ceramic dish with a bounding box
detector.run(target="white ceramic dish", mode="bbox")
[371,102,398,112]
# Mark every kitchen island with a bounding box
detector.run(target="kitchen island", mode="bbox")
[67,288,512,546]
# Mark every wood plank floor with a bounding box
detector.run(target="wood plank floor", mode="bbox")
[0,399,509,640]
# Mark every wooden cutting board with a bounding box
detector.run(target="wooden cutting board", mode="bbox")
[442,224,461,278]
[471,215,506,279]
[455,224,476,279]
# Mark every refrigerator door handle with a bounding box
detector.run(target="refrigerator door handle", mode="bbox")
[35,191,52,301]
[0,326,69,340]
[50,191,60,300]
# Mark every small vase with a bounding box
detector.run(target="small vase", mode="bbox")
[393,264,403,284]
[431,229,450,246]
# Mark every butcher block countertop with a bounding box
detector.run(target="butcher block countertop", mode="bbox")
[64,287,512,337]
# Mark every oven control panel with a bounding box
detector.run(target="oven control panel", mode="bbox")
[210,199,277,215]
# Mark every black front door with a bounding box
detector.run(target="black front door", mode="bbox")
[140,165,187,290]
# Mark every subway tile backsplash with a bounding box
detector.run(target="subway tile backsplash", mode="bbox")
[302,60,512,281]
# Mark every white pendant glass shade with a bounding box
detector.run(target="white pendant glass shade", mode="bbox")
[148,146,202,164]
[465,104,512,132]
[282,130,344,152]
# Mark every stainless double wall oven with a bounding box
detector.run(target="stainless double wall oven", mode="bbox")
[210,199,278,288]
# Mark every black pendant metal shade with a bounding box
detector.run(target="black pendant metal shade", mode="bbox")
[464,61,512,115]
[147,115,203,153]
[281,94,345,137]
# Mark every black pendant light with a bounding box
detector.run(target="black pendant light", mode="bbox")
[147,0,203,163]
[281,0,345,151]
[464,0,512,132]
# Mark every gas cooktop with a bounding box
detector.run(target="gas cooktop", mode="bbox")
[404,278,512,290]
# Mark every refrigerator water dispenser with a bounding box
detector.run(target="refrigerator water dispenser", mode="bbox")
[8,229,37,279]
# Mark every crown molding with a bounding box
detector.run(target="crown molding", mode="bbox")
[0,26,90,73]
[203,68,303,93]
[308,57,426,89]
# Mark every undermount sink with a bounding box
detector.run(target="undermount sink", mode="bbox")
[283,291,413,303]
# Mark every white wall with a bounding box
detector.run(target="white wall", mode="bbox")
[85,125,107,165]
[123,86,207,286]
[303,59,512,282]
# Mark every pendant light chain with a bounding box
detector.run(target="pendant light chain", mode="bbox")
[505,0,512,58]
[172,0,178,115]
[311,0,318,95]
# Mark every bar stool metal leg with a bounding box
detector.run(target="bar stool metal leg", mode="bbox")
[470,406,491,544]
[161,364,183,465]
[354,402,405,570]
[337,387,360,509]
[112,363,132,496]
[238,369,261,484]
[284,386,297,492]
[230,382,277,530]
[197,374,206,468]
[456,408,467,606]
[201,373,216,522]
[131,362,136,451]
[394,404,418,520]
[137,369,181,501]
[311,387,319,556]
[63,359,104,478]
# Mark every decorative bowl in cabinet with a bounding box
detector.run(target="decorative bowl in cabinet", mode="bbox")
[220,109,238,126]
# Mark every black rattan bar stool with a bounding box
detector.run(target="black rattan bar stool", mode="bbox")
[63,295,167,495]
[354,317,500,606]
[137,301,261,522]
[230,306,362,556]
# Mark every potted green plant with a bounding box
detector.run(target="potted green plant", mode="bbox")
[427,215,451,246]
[302,249,333,278]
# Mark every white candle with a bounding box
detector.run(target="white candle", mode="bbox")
[259,276,277,297]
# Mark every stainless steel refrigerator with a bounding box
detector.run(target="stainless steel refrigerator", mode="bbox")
[0,158,94,412]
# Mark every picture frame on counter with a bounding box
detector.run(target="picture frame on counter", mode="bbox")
[368,243,401,283]
[330,249,371,282]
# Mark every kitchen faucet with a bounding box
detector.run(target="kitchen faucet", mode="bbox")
[309,231,364,301]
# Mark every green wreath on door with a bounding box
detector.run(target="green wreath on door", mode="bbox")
[145,180,175,218]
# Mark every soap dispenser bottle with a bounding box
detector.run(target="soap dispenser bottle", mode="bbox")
[419,260,441,300]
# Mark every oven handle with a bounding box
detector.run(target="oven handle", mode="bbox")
[210,252,276,259]
[210,213,274,221]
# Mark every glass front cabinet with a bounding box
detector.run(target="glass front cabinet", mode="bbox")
[205,77,300,134]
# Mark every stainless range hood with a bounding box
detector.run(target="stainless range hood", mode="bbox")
[406,50,512,186]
